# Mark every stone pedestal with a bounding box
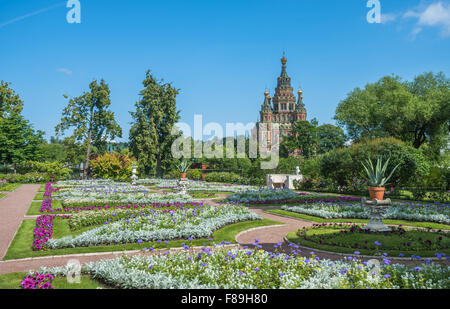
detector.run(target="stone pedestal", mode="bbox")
[178,178,189,195]
[361,197,391,232]
[266,174,303,190]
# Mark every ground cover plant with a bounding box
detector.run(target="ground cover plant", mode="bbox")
[288,223,450,257]
[226,188,361,206]
[4,216,279,260]
[0,180,21,192]
[42,203,261,249]
[29,245,450,289]
[265,209,450,230]
[281,200,450,225]
[0,272,104,290]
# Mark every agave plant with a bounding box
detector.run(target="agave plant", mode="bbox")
[178,159,192,173]
[361,156,400,187]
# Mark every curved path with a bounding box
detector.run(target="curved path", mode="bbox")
[0,190,447,275]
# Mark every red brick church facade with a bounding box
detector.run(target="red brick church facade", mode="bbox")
[256,54,307,153]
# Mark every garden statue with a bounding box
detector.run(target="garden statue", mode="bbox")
[361,197,391,232]
[131,163,138,185]
[178,178,189,195]
[296,166,300,176]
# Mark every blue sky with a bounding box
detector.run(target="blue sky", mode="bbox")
[1,0,449,141]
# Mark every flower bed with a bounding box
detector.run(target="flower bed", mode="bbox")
[281,200,450,225]
[46,204,261,249]
[226,188,300,203]
[293,223,450,257]
[68,202,205,230]
[20,273,54,289]
[32,214,71,251]
[34,246,450,289]
[226,189,361,205]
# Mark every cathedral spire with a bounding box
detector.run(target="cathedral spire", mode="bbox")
[280,52,288,78]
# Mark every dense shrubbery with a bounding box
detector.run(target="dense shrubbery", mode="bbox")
[295,138,432,195]
[89,153,135,180]
[16,161,72,179]
[320,138,430,186]
[0,172,52,183]
[186,169,202,180]
[204,172,264,186]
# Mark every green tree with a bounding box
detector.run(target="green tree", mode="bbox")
[316,124,346,154]
[55,79,122,179]
[0,82,45,165]
[129,70,180,177]
[36,142,67,162]
[280,118,319,158]
[335,72,450,156]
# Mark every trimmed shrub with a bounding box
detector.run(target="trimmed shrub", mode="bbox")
[319,138,430,187]
[187,169,202,180]
[89,153,135,180]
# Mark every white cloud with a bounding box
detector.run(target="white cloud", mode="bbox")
[404,2,450,37]
[57,68,73,76]
[380,13,398,24]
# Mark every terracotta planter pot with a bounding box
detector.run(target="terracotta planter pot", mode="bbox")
[368,186,385,200]
[201,173,206,180]
[180,173,186,179]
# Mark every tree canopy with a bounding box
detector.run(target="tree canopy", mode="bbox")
[129,70,180,177]
[0,81,44,165]
[335,72,450,157]
[55,79,122,178]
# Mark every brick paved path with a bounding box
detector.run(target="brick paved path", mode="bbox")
[0,184,39,259]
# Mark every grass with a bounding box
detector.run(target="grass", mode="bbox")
[265,209,450,230]
[3,218,282,260]
[286,224,450,258]
[188,191,219,199]
[0,272,105,289]
[0,193,5,199]
[0,183,22,192]
[33,192,45,200]
[27,200,64,215]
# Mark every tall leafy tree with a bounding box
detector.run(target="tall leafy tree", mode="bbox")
[280,118,319,158]
[0,81,44,165]
[335,72,450,156]
[55,79,122,178]
[316,124,346,154]
[129,70,180,177]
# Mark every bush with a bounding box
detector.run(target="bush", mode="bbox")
[0,173,51,183]
[349,138,430,185]
[320,148,353,186]
[187,169,202,180]
[15,161,72,179]
[299,156,321,179]
[319,138,430,188]
[89,153,135,180]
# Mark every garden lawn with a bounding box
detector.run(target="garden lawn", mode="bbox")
[33,192,45,200]
[27,200,63,215]
[265,209,450,230]
[286,225,450,258]
[3,218,281,260]
[0,272,105,289]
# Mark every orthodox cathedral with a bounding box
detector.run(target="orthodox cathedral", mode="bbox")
[256,54,307,152]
